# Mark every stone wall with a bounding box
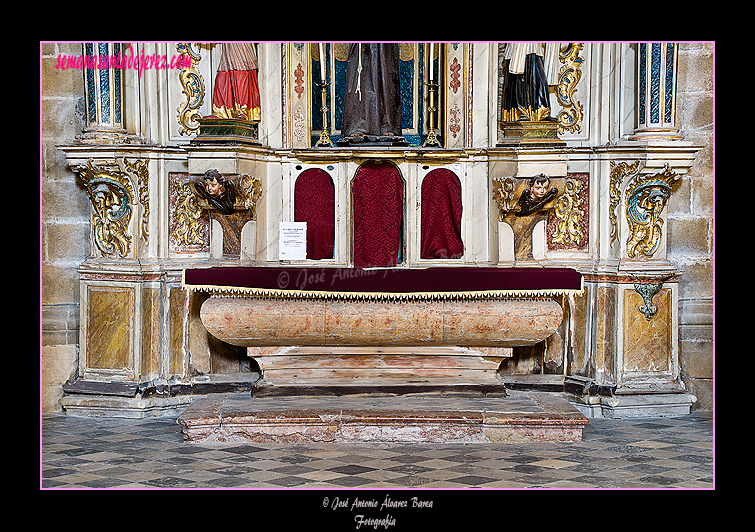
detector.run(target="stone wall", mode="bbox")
[669,43,714,410]
[41,43,89,411]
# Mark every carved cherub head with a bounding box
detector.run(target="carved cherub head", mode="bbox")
[201,169,227,197]
[516,173,558,217]
[193,169,237,214]
[528,173,551,200]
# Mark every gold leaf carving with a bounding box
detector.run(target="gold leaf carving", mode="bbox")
[240,175,263,218]
[122,159,149,244]
[551,179,584,245]
[492,176,516,221]
[609,160,640,248]
[173,180,205,247]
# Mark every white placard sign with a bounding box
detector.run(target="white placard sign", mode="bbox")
[279,222,307,261]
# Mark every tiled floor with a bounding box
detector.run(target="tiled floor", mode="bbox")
[40,400,714,490]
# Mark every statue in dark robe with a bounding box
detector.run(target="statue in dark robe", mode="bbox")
[339,43,406,145]
[501,43,562,122]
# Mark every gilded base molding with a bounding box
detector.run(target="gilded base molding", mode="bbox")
[497,120,565,147]
[194,117,260,144]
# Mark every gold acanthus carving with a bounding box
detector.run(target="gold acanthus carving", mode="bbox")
[122,159,149,244]
[173,180,205,247]
[176,43,205,135]
[551,178,584,245]
[491,176,516,220]
[240,174,263,218]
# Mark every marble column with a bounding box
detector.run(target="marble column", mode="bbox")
[629,43,683,140]
[82,42,128,140]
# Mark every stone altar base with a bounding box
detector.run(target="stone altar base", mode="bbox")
[250,347,513,396]
[176,390,588,444]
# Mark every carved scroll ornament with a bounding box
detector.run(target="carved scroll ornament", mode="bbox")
[492,176,516,220]
[609,161,640,248]
[634,282,663,321]
[73,159,134,257]
[625,164,679,258]
[240,174,263,218]
[176,43,205,135]
[556,43,584,134]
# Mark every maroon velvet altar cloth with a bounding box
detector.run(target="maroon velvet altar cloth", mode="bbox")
[294,168,335,260]
[183,266,583,296]
[421,168,464,259]
[352,161,403,268]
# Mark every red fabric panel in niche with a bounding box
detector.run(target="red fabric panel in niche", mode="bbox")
[352,161,404,268]
[421,169,464,259]
[294,168,335,260]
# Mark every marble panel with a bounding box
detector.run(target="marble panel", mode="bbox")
[623,289,672,374]
[169,286,187,376]
[568,287,589,376]
[140,287,160,377]
[595,285,616,383]
[86,286,133,372]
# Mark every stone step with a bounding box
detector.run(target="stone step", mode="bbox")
[177,390,589,444]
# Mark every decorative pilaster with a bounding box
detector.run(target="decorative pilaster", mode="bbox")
[629,43,683,140]
[81,43,128,141]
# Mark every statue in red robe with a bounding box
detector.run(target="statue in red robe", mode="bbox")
[210,43,261,121]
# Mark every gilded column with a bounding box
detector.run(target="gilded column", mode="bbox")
[82,42,128,140]
[629,43,683,140]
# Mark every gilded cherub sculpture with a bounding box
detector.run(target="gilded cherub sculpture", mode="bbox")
[192,169,236,215]
[516,173,559,216]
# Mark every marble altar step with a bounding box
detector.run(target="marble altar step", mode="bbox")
[177,390,588,444]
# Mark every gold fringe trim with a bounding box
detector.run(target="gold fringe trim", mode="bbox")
[182,271,584,301]
[212,103,261,122]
